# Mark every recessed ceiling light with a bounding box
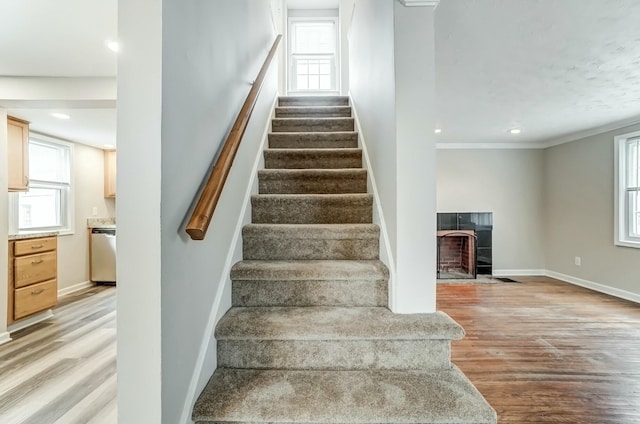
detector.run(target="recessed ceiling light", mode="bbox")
[509,128,521,135]
[103,144,115,149]
[434,128,442,134]
[51,112,70,120]
[106,40,119,53]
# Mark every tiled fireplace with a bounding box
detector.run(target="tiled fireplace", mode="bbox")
[437,212,493,278]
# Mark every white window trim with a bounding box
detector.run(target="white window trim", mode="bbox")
[614,130,640,248]
[8,133,75,237]
[287,16,340,95]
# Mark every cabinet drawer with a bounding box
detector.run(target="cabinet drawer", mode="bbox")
[14,251,57,288]
[14,237,57,256]
[14,279,57,320]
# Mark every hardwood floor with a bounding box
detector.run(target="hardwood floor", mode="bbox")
[438,276,640,424]
[0,285,116,424]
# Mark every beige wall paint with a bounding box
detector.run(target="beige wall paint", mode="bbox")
[0,112,9,339]
[544,123,640,297]
[437,149,546,272]
[57,143,115,291]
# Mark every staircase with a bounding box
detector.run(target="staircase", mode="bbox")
[193,96,496,424]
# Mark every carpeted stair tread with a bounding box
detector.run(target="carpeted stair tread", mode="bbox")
[216,307,464,341]
[258,169,367,194]
[272,117,355,132]
[252,194,372,224]
[278,95,349,107]
[264,148,362,169]
[268,131,358,149]
[192,367,497,424]
[275,106,352,118]
[231,259,388,281]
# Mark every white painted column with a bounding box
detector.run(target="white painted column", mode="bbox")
[117,0,163,422]
[392,1,438,313]
[0,111,10,344]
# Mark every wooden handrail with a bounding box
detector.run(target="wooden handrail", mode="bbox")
[186,35,282,240]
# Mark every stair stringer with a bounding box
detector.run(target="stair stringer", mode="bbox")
[349,95,399,312]
[178,94,278,424]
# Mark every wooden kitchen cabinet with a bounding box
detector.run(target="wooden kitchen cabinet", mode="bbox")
[7,236,58,324]
[104,150,116,198]
[7,116,29,192]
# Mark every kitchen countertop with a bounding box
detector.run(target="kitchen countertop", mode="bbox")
[9,231,59,241]
[87,218,116,229]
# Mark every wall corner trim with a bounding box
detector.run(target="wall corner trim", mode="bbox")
[397,0,440,7]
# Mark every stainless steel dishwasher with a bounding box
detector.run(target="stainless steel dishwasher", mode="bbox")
[91,227,116,284]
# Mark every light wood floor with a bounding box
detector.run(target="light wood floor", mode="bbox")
[438,276,640,424]
[0,285,116,424]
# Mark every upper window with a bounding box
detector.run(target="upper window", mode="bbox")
[9,137,73,234]
[288,19,338,93]
[615,131,640,248]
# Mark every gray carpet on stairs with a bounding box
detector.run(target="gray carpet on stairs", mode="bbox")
[193,95,496,424]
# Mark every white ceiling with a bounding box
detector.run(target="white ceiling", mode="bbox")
[2,0,640,149]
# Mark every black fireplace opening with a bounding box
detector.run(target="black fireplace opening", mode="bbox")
[437,212,492,278]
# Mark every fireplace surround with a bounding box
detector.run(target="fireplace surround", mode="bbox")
[437,212,493,278]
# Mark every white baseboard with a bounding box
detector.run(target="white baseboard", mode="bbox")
[58,280,94,297]
[492,269,546,277]
[0,332,11,346]
[7,310,54,333]
[545,270,640,304]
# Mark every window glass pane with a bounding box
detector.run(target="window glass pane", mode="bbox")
[627,139,639,188]
[630,190,640,238]
[309,75,319,90]
[19,187,62,229]
[296,75,308,90]
[319,75,331,89]
[29,141,70,183]
[319,62,330,75]
[293,22,334,54]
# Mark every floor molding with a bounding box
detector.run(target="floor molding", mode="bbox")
[0,332,11,346]
[58,280,94,297]
[7,310,54,333]
[546,270,640,304]
[493,269,546,277]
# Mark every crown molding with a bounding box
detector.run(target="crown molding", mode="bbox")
[541,115,640,148]
[436,142,546,150]
[397,0,440,7]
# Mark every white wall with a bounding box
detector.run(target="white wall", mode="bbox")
[349,0,437,313]
[437,149,546,273]
[545,124,640,298]
[0,111,9,343]
[161,1,276,423]
[57,143,115,292]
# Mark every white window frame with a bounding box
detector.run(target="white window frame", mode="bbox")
[614,130,640,248]
[8,134,75,236]
[287,16,340,94]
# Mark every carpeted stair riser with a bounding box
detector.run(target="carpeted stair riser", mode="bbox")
[268,131,358,149]
[192,368,497,424]
[264,148,362,169]
[251,194,372,224]
[258,169,367,194]
[272,117,354,132]
[278,95,349,107]
[275,106,352,118]
[232,279,387,307]
[218,339,451,370]
[242,224,379,260]
[231,260,388,307]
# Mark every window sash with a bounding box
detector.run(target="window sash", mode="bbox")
[615,132,640,247]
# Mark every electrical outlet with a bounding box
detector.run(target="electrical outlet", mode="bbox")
[92,206,98,216]
[574,256,581,266]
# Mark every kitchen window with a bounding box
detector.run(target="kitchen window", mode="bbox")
[9,136,73,234]
[614,131,640,248]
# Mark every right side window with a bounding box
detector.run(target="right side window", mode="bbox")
[615,131,640,248]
